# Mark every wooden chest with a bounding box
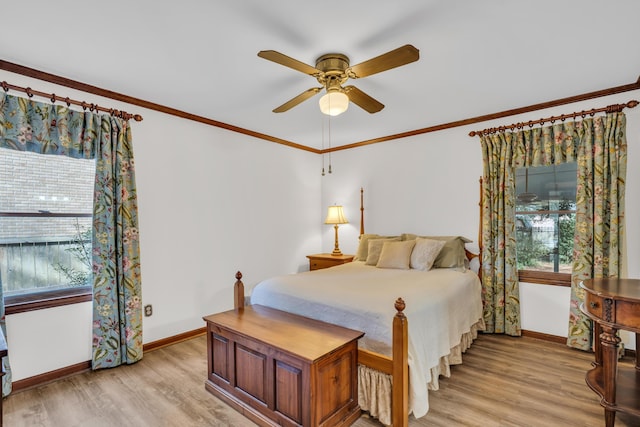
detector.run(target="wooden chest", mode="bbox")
[203,305,364,427]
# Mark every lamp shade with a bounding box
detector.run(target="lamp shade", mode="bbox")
[318,91,349,116]
[325,205,348,225]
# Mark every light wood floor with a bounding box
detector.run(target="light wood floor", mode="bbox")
[5,334,640,426]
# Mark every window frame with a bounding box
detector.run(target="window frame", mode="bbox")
[515,165,576,288]
[518,270,571,287]
[5,285,92,315]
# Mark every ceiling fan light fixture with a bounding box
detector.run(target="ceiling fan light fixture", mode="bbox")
[319,91,349,116]
[516,192,539,203]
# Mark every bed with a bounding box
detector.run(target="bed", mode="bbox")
[234,191,484,426]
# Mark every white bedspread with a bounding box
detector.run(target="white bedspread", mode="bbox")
[250,261,483,420]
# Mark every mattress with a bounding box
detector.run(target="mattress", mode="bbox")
[250,261,483,420]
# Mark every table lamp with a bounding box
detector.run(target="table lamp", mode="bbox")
[325,205,348,256]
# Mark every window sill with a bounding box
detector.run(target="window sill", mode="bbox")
[5,286,92,315]
[518,270,571,287]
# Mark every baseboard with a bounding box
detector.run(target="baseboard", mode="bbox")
[11,326,207,393]
[12,360,92,393]
[143,327,207,352]
[521,329,567,345]
[521,329,636,358]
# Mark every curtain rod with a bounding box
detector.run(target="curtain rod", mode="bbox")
[469,100,638,137]
[0,80,143,122]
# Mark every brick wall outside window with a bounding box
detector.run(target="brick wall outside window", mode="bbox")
[0,148,95,241]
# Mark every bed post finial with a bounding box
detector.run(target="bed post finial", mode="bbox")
[392,297,409,427]
[360,187,365,236]
[234,271,245,311]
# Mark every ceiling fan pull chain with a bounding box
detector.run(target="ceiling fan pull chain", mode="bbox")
[328,112,332,173]
[321,112,326,175]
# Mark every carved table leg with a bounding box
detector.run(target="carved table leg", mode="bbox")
[593,321,602,367]
[635,332,640,370]
[601,324,620,427]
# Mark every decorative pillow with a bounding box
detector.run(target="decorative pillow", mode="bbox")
[376,240,416,269]
[355,234,400,261]
[410,238,446,271]
[430,236,471,268]
[402,234,472,268]
[355,234,380,261]
[365,237,401,266]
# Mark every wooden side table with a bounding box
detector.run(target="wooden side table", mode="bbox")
[579,278,640,427]
[307,253,354,271]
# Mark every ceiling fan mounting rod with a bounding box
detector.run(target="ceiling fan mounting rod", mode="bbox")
[315,54,350,87]
[315,53,349,73]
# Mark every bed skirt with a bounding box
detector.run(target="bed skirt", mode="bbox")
[357,318,485,426]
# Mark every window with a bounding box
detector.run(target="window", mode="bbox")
[0,148,95,313]
[515,163,577,286]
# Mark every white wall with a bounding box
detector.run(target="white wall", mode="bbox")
[4,69,639,381]
[2,71,322,381]
[6,302,93,381]
[321,90,640,349]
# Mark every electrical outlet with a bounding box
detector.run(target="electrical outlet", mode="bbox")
[144,304,153,317]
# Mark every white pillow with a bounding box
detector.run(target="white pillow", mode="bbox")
[365,237,401,265]
[376,240,416,269]
[410,238,446,271]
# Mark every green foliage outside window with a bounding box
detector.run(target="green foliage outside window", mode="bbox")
[516,226,549,270]
[557,199,575,265]
[515,198,575,272]
[53,223,92,286]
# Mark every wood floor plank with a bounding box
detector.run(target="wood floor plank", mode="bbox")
[5,333,640,426]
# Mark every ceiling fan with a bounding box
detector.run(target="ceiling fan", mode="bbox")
[517,168,539,204]
[258,44,419,116]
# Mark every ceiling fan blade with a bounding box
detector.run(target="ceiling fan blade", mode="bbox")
[343,86,384,113]
[258,50,320,76]
[348,44,419,78]
[273,87,322,113]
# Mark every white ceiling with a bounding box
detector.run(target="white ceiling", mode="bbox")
[3,0,640,150]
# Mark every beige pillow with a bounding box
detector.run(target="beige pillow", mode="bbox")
[410,238,446,271]
[365,237,401,265]
[355,234,380,261]
[376,240,416,269]
[402,234,471,268]
[355,234,399,261]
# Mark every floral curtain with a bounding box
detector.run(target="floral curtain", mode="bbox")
[0,297,9,397]
[568,113,627,350]
[480,132,520,335]
[480,113,627,344]
[0,92,143,389]
[91,116,143,368]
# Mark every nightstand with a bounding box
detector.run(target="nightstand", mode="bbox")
[307,253,354,271]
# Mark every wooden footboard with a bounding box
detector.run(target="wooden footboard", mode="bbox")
[233,271,410,427]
